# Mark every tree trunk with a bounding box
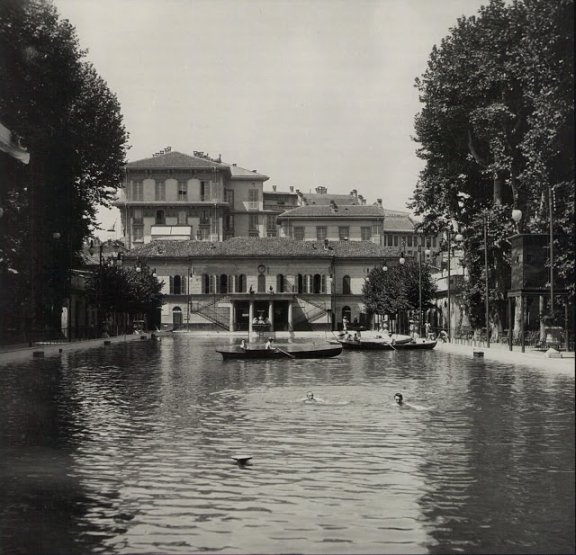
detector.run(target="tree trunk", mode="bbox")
[493,173,503,205]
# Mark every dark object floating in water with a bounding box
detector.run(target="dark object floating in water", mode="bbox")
[232,455,253,466]
[338,339,437,351]
[216,343,342,360]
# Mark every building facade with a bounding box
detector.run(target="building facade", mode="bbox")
[277,201,440,258]
[114,149,291,248]
[124,237,400,332]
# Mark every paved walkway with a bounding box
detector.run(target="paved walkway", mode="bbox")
[0,333,149,364]
[435,341,575,376]
[1,331,573,377]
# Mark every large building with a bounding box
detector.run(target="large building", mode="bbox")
[116,148,437,331]
[114,149,300,248]
[124,237,399,332]
[276,200,440,258]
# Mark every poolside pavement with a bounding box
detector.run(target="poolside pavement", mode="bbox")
[1,330,574,376]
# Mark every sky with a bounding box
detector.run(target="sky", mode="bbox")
[53,0,488,237]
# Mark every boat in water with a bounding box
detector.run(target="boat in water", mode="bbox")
[339,338,437,351]
[216,342,343,360]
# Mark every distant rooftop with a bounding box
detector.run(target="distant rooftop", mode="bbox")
[126,237,397,259]
[126,150,269,180]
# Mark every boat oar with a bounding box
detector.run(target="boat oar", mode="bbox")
[384,340,397,351]
[274,347,295,359]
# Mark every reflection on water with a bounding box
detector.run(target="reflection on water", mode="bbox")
[0,336,574,554]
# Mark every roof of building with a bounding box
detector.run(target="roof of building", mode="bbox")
[125,237,397,259]
[382,211,415,232]
[299,193,360,205]
[126,151,269,180]
[264,189,298,196]
[276,205,415,231]
[228,165,269,180]
[277,205,381,218]
[127,151,226,170]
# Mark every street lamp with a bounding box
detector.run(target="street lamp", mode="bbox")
[88,239,104,337]
[445,227,463,342]
[417,237,431,338]
[480,212,492,347]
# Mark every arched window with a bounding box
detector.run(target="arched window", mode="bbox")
[156,210,165,225]
[297,274,303,294]
[343,275,351,294]
[257,274,266,293]
[236,274,246,293]
[219,274,228,294]
[277,274,285,293]
[170,275,185,294]
[172,306,183,326]
[313,274,321,294]
[202,274,210,294]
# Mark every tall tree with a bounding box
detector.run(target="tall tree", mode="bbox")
[363,261,436,320]
[411,0,574,334]
[0,0,128,338]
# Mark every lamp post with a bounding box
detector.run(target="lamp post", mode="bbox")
[445,227,463,342]
[482,212,490,348]
[398,247,406,333]
[548,187,555,321]
[417,236,431,338]
[89,239,104,337]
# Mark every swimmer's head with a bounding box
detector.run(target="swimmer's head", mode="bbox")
[306,391,314,400]
[394,393,403,404]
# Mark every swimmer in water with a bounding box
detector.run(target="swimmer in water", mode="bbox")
[393,392,429,410]
[306,391,317,402]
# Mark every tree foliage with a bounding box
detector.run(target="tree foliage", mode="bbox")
[88,265,164,320]
[362,260,436,317]
[0,0,129,334]
[410,0,574,325]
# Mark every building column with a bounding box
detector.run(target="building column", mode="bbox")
[249,300,254,334]
[288,301,293,331]
[268,300,274,332]
[230,302,235,332]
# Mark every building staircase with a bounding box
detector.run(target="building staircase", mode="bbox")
[293,296,331,329]
[190,295,231,330]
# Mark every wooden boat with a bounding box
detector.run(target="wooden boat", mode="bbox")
[339,338,437,351]
[216,343,342,360]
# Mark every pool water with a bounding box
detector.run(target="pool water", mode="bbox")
[0,336,574,554]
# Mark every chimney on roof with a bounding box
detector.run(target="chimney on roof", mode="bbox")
[289,186,294,192]
[272,185,277,191]
[218,154,221,162]
[232,163,237,166]
[351,189,358,197]
[377,198,383,208]
[315,186,327,194]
